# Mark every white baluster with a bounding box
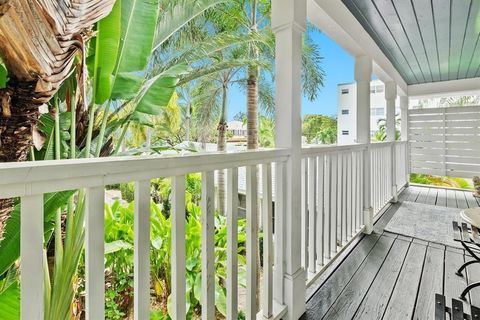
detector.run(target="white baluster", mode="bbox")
[330,153,338,254]
[246,165,258,319]
[308,156,316,274]
[86,186,105,320]
[20,195,44,320]
[262,163,273,318]
[172,175,186,320]
[274,161,285,303]
[346,152,352,239]
[201,171,215,320]
[300,158,308,270]
[324,155,331,259]
[316,155,324,267]
[342,153,347,244]
[337,153,343,245]
[226,168,238,320]
[352,152,357,233]
[134,180,150,320]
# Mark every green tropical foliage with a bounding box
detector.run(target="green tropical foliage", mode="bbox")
[302,114,337,144]
[78,179,247,318]
[373,117,401,142]
[410,174,473,190]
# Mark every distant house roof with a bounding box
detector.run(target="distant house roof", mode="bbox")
[227,121,247,131]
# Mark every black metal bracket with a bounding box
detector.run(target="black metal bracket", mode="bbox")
[435,294,480,320]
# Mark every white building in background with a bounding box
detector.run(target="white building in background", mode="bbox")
[337,79,400,144]
[227,121,247,137]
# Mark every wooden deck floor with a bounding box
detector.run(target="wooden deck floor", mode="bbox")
[301,186,480,320]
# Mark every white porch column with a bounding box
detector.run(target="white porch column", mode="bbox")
[385,82,398,202]
[272,0,306,318]
[354,55,373,234]
[400,95,409,141]
[400,95,410,185]
[385,82,397,142]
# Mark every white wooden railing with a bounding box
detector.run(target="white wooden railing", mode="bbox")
[300,144,366,285]
[300,141,408,286]
[1,141,410,319]
[370,142,394,213]
[0,149,290,320]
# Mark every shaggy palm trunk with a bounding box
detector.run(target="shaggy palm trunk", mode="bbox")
[0,80,40,238]
[247,63,261,309]
[217,84,228,215]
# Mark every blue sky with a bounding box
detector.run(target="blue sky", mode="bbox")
[227,31,355,120]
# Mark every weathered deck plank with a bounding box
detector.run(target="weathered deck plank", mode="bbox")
[437,188,447,206]
[455,190,469,209]
[382,241,427,320]
[303,234,381,319]
[322,236,395,320]
[444,249,469,309]
[446,189,457,208]
[425,188,437,205]
[353,238,410,320]
[412,245,445,320]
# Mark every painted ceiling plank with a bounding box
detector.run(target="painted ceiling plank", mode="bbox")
[448,0,472,80]
[343,0,418,84]
[432,0,451,82]
[371,0,428,83]
[411,0,441,82]
[392,0,434,83]
[456,0,480,79]
[466,36,480,78]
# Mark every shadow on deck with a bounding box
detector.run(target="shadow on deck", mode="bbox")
[301,186,480,320]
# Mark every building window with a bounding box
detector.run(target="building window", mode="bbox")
[371,107,384,116]
[342,130,349,135]
[341,109,349,115]
[341,88,349,94]
[370,85,384,94]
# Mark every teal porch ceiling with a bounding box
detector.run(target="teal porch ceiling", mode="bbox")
[342,0,480,85]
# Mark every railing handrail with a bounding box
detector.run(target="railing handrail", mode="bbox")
[301,143,367,156]
[0,148,290,199]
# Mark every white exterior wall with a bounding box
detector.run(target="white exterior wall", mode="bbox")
[337,80,400,144]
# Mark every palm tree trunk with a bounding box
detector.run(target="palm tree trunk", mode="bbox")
[247,61,261,311]
[0,80,41,239]
[247,70,259,150]
[217,84,228,215]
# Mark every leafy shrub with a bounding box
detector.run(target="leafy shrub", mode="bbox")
[77,180,247,319]
[410,173,473,190]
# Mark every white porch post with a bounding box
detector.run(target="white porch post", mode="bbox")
[400,95,410,185]
[272,0,306,318]
[385,81,398,202]
[355,55,373,234]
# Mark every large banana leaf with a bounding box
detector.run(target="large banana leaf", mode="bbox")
[93,0,121,104]
[130,63,191,121]
[110,0,159,98]
[0,191,75,276]
[0,282,19,320]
